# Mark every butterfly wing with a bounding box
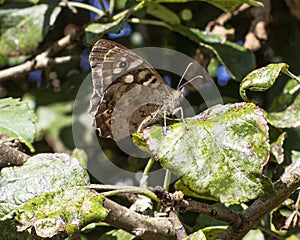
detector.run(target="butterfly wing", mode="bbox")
[89,39,182,138]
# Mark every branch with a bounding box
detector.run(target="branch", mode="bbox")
[180,200,242,227]
[0,143,30,169]
[0,27,84,82]
[103,197,176,240]
[222,160,300,239]
[244,0,271,51]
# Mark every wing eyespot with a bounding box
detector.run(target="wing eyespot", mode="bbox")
[119,61,128,68]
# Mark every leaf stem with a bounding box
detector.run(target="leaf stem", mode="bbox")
[88,184,159,202]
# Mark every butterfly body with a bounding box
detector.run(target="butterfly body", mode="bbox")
[89,39,183,139]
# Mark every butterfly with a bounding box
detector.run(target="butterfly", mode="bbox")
[89,39,184,140]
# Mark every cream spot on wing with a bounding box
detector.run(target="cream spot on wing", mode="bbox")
[143,75,157,86]
[113,68,122,74]
[123,74,134,83]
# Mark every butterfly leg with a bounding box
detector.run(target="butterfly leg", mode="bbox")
[172,107,189,130]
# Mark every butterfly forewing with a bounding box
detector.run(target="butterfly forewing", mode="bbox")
[89,39,183,139]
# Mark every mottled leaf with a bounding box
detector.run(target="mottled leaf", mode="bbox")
[144,102,271,204]
[0,2,60,67]
[0,153,89,220]
[270,132,286,164]
[15,188,107,238]
[240,63,300,102]
[0,98,36,151]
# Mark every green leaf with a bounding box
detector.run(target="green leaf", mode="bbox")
[147,0,263,12]
[0,2,60,67]
[266,78,300,128]
[291,150,300,163]
[0,153,89,220]
[270,132,286,164]
[183,229,206,240]
[201,226,226,240]
[243,229,265,240]
[14,188,107,238]
[174,180,217,201]
[144,102,271,204]
[165,24,255,81]
[0,97,36,151]
[146,3,181,24]
[98,229,136,240]
[201,0,263,12]
[36,102,73,152]
[239,63,300,102]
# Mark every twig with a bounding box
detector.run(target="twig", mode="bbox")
[0,27,84,82]
[244,0,271,51]
[0,143,30,169]
[222,160,300,239]
[205,3,251,32]
[179,200,242,227]
[168,209,187,240]
[103,197,176,240]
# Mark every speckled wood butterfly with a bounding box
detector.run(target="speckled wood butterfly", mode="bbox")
[89,39,183,139]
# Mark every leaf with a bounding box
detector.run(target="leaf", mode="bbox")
[165,24,256,81]
[143,102,271,204]
[36,102,73,152]
[183,229,206,240]
[291,150,300,163]
[85,21,126,45]
[148,0,263,12]
[239,63,300,102]
[270,132,286,164]
[146,3,181,24]
[201,226,226,240]
[14,188,107,238]
[0,97,36,151]
[0,2,60,67]
[0,153,89,220]
[98,229,136,240]
[266,78,300,128]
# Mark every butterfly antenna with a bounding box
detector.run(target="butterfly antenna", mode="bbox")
[179,75,204,90]
[177,62,194,90]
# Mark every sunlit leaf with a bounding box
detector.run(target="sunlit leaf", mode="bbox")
[144,102,271,204]
[0,153,89,220]
[239,63,300,102]
[98,229,136,240]
[183,229,206,240]
[201,226,226,240]
[0,98,36,151]
[270,132,286,164]
[15,188,107,238]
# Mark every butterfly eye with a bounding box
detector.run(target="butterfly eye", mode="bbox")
[119,61,127,68]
